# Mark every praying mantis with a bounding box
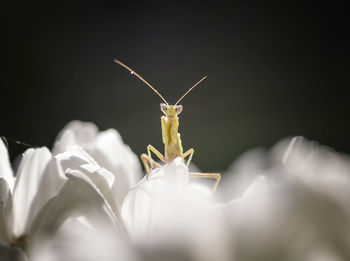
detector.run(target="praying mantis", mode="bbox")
[114,59,221,191]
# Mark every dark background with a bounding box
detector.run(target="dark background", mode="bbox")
[1,1,349,172]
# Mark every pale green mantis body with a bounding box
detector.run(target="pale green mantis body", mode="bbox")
[115,59,221,191]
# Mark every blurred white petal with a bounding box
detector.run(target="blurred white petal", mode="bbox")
[219,148,269,201]
[272,137,350,212]
[12,147,52,237]
[0,178,13,242]
[0,139,15,191]
[30,216,138,261]
[121,158,190,239]
[230,178,350,260]
[52,121,98,154]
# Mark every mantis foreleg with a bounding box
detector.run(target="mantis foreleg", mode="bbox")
[182,148,194,167]
[140,153,162,175]
[147,144,166,163]
[189,172,221,191]
[141,145,166,177]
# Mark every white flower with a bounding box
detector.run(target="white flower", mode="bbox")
[53,120,142,211]
[9,119,350,261]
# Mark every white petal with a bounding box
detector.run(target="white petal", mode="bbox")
[0,178,13,242]
[92,129,142,209]
[12,147,52,237]
[52,121,98,154]
[54,121,142,212]
[74,163,121,222]
[219,148,269,201]
[121,158,212,239]
[272,137,350,209]
[231,179,350,261]
[55,146,98,169]
[29,216,137,261]
[79,164,114,188]
[122,159,229,260]
[0,139,14,191]
[30,168,123,238]
[29,179,84,239]
[27,146,97,232]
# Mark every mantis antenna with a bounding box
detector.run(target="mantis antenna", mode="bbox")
[114,59,169,105]
[174,76,207,105]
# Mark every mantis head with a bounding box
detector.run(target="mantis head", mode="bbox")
[160,103,183,117]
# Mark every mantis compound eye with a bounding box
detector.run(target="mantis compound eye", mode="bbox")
[160,103,167,113]
[175,105,183,114]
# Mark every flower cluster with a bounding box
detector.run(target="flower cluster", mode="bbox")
[1,122,350,261]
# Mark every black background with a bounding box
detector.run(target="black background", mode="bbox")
[1,1,349,172]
